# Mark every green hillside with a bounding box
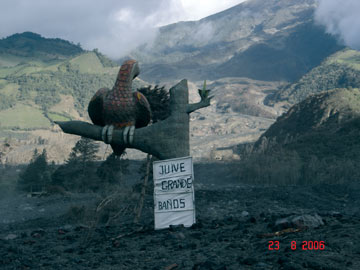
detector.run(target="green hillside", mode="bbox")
[266,49,360,106]
[0,103,51,129]
[327,49,360,69]
[4,53,118,111]
[262,88,360,147]
[0,32,131,138]
[237,88,360,185]
[237,49,360,184]
[0,32,83,63]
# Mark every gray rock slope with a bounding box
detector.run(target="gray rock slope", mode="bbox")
[129,0,342,82]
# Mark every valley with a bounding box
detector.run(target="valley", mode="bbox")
[0,0,352,166]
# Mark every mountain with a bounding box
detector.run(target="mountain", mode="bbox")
[230,46,360,184]
[266,49,360,107]
[129,0,343,82]
[0,32,144,123]
[0,32,148,164]
[233,87,360,184]
[257,87,360,158]
[0,0,351,164]
[0,32,83,63]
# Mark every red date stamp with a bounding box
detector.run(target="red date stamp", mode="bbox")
[268,241,325,250]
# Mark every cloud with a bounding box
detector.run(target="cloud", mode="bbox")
[192,22,214,44]
[178,0,245,22]
[315,0,360,50]
[0,0,244,59]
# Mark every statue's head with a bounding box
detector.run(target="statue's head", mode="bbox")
[121,59,140,81]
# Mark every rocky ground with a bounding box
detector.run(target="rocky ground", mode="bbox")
[1,162,359,270]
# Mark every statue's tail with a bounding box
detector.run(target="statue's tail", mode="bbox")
[111,144,126,157]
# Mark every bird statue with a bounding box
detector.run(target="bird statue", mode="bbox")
[88,59,151,156]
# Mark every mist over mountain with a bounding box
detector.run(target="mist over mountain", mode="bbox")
[315,0,360,51]
[129,0,343,82]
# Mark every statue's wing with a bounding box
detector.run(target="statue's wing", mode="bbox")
[88,87,109,126]
[133,91,152,128]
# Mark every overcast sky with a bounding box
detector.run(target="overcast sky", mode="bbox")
[0,0,245,59]
[1,0,359,59]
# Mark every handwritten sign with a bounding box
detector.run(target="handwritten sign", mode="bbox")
[153,157,192,179]
[153,156,195,229]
